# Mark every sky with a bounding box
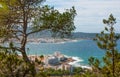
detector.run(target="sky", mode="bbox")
[44,0,120,33]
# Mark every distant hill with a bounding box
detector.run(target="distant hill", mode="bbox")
[71,32,97,39]
[28,30,97,39]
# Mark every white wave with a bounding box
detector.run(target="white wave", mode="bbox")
[70,40,78,42]
[28,42,40,45]
[69,62,92,70]
[68,56,83,65]
[72,56,84,62]
[54,39,79,44]
[54,42,65,44]
[67,56,92,70]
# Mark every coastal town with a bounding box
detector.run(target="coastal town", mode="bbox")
[27,52,76,72]
[27,38,79,44]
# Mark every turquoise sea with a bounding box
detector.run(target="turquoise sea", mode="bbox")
[26,40,120,67]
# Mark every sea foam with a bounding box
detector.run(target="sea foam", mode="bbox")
[68,56,92,70]
[68,56,83,65]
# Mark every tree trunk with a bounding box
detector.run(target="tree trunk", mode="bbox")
[21,36,36,77]
[20,12,36,76]
[112,49,115,77]
[21,49,30,63]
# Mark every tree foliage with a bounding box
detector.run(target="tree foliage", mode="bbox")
[88,14,120,77]
[0,46,35,77]
[0,0,76,76]
[0,0,76,62]
[32,5,76,38]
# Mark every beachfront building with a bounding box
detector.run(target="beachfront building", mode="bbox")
[48,56,60,65]
[62,64,73,72]
[43,52,74,73]
[54,52,67,61]
[44,52,67,65]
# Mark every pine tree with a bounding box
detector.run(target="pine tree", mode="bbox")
[89,14,120,77]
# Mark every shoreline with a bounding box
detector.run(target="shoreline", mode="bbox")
[69,56,92,70]
[18,52,92,70]
[27,38,84,44]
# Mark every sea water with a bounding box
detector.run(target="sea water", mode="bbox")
[26,40,120,67]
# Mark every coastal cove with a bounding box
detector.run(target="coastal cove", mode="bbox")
[26,39,120,68]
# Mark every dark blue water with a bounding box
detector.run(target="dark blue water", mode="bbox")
[26,40,120,65]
